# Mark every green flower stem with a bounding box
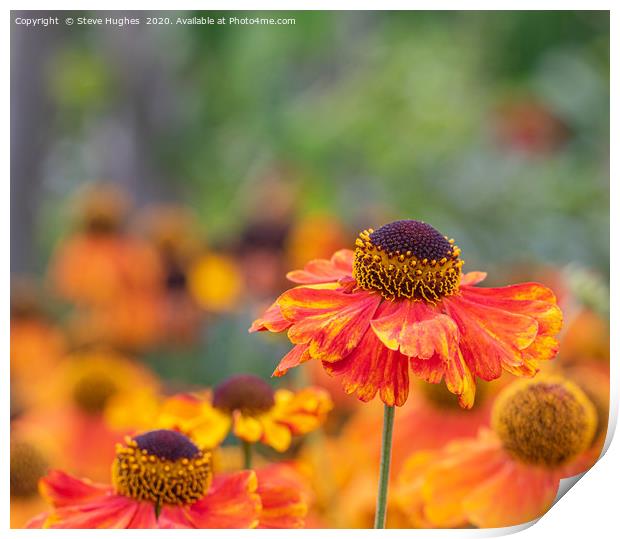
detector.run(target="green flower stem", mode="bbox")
[374,404,395,529]
[242,440,253,469]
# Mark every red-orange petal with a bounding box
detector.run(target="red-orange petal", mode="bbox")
[183,471,261,529]
[462,460,559,527]
[39,470,111,508]
[461,283,561,335]
[272,344,311,377]
[323,324,410,406]
[286,249,353,284]
[249,300,291,333]
[409,356,445,384]
[127,502,159,528]
[47,495,139,528]
[443,295,539,380]
[280,287,381,363]
[256,464,309,529]
[371,301,459,361]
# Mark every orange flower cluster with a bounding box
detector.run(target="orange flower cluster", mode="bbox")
[10,188,609,529]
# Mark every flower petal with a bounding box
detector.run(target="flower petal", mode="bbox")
[271,387,333,435]
[279,287,381,363]
[323,327,410,406]
[371,301,459,360]
[233,411,263,443]
[421,432,507,528]
[461,283,561,336]
[461,283,562,373]
[249,301,291,333]
[157,393,232,449]
[256,464,309,529]
[460,272,487,286]
[127,502,159,528]
[39,470,110,508]
[259,415,293,452]
[46,495,139,528]
[184,471,261,529]
[462,461,559,528]
[272,344,311,377]
[409,356,445,384]
[286,249,353,284]
[443,295,539,380]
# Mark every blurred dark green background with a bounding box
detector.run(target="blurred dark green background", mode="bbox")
[11,10,610,386]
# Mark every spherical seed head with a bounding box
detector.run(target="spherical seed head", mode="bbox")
[134,430,200,461]
[10,441,48,498]
[353,220,463,302]
[369,220,453,261]
[212,374,275,416]
[113,430,211,506]
[492,378,597,467]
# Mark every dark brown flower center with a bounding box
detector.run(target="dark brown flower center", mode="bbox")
[113,430,211,506]
[353,220,463,303]
[212,374,275,416]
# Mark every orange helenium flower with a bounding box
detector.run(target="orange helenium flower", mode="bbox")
[27,430,261,529]
[157,375,332,452]
[251,220,562,408]
[395,377,597,528]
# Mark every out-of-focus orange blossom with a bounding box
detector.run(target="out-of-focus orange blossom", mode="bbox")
[10,180,609,529]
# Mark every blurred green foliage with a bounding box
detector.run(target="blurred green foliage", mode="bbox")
[14,9,610,391]
[35,11,609,273]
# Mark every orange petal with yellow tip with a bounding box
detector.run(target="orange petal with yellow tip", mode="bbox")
[461,283,562,335]
[371,300,459,360]
[179,470,261,529]
[446,350,476,409]
[279,287,381,362]
[249,300,291,333]
[409,356,445,384]
[286,249,353,284]
[272,344,311,377]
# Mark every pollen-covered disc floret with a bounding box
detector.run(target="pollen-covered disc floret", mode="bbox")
[212,374,276,416]
[353,220,463,302]
[492,378,597,467]
[112,429,211,506]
